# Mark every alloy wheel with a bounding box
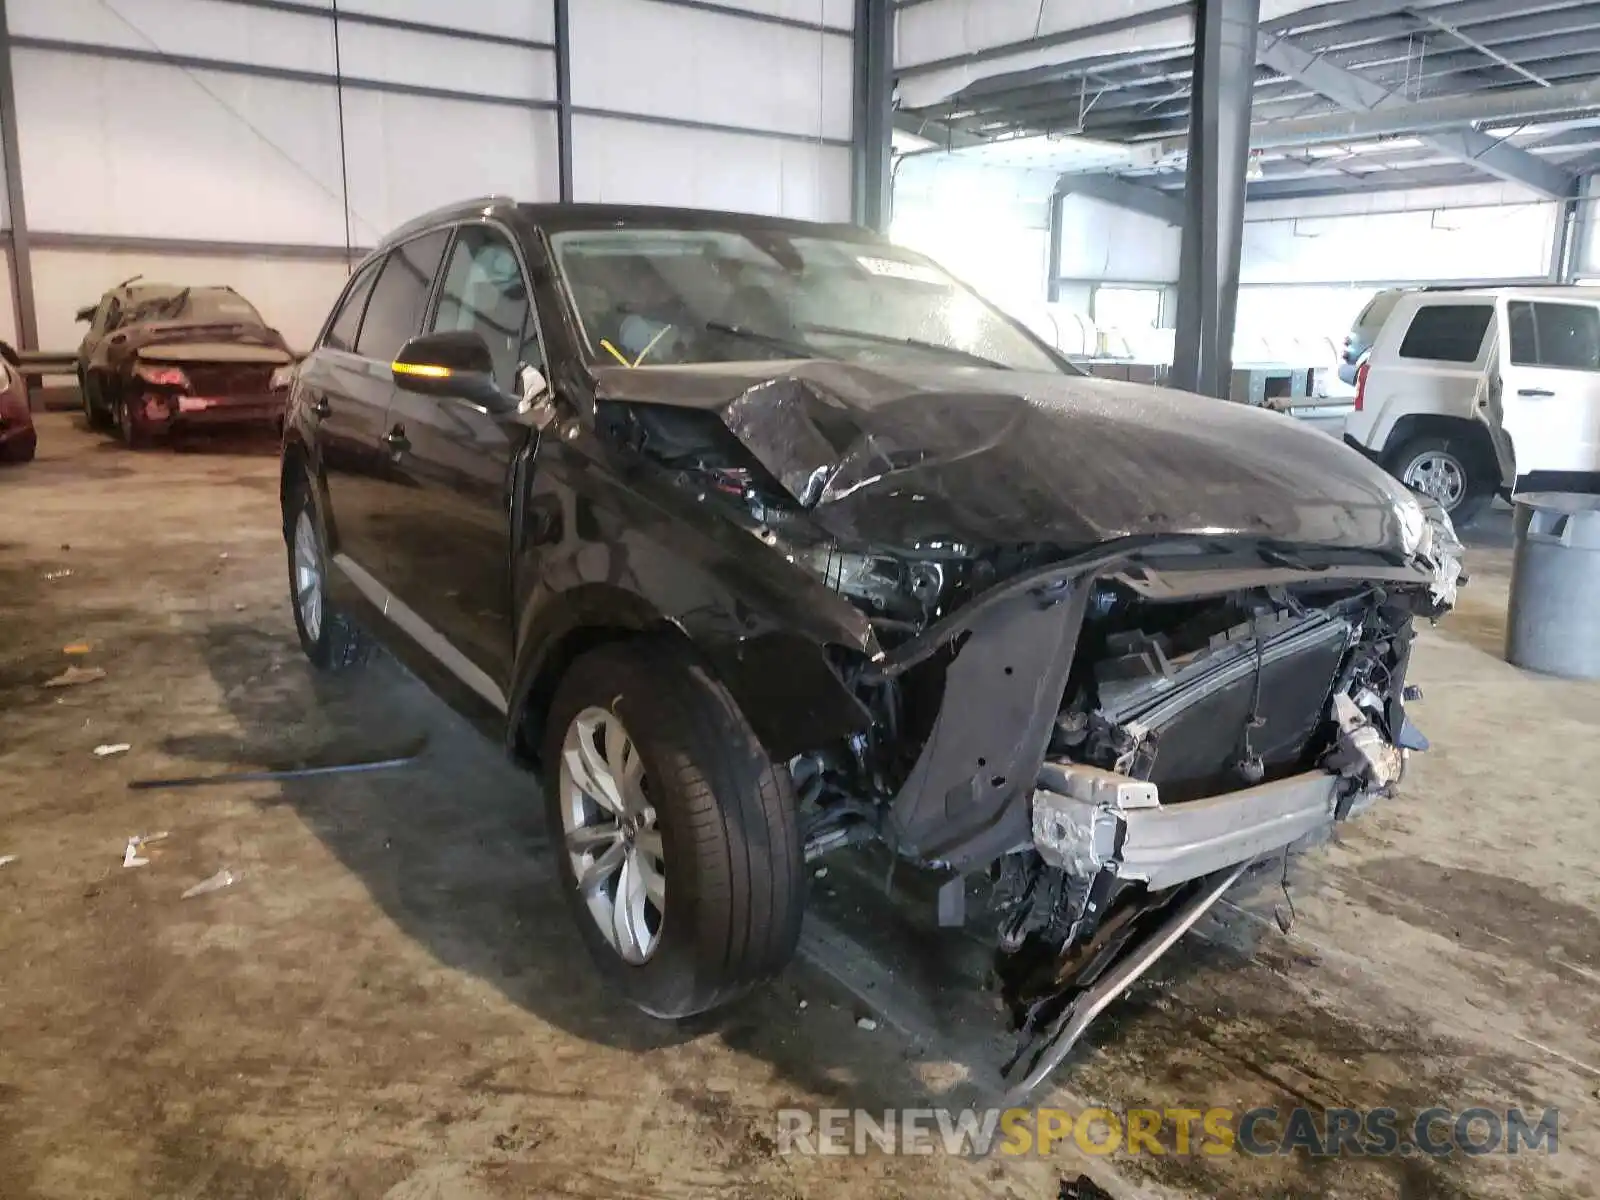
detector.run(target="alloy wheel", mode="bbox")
[558,706,666,965]
[293,510,323,643]
[1401,450,1466,510]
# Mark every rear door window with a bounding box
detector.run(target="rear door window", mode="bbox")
[1397,304,1494,363]
[355,229,451,362]
[323,258,382,352]
[1507,301,1600,372]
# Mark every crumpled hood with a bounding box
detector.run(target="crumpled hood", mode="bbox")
[595,360,1417,555]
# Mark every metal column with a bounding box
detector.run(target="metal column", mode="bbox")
[554,0,574,203]
[853,0,892,231]
[1573,176,1598,282]
[0,0,38,362]
[1046,187,1064,303]
[1171,0,1259,399]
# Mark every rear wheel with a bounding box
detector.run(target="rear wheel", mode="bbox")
[286,479,372,671]
[1387,434,1492,526]
[541,641,804,1018]
[114,392,156,449]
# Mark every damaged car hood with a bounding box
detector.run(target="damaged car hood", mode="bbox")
[595,360,1419,555]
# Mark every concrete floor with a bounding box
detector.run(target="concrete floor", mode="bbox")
[2,413,1597,1200]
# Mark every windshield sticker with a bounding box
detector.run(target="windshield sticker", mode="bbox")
[856,256,946,285]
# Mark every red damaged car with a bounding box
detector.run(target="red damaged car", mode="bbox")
[0,341,35,464]
[75,281,295,447]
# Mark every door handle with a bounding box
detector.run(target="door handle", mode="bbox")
[310,395,331,418]
[1517,387,1555,398]
[382,428,410,456]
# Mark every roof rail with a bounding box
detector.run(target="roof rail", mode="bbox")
[383,195,518,245]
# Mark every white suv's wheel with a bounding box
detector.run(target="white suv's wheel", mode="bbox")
[1388,434,1491,526]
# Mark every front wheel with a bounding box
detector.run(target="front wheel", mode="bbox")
[82,371,113,431]
[285,480,372,671]
[541,641,804,1018]
[1387,434,1492,526]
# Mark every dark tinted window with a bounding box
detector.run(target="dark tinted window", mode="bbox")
[430,225,538,392]
[1508,301,1600,372]
[355,229,450,361]
[1398,304,1493,363]
[323,258,382,352]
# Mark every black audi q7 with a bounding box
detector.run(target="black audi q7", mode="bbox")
[280,197,1462,1097]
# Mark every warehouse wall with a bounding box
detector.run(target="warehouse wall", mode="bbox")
[891,155,1053,316]
[0,0,860,354]
[1236,181,1562,352]
[1242,182,1559,286]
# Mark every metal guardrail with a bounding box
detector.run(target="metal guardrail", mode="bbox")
[18,350,77,377]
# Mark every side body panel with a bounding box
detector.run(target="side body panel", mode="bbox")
[384,389,524,694]
[300,349,403,576]
[1498,296,1600,490]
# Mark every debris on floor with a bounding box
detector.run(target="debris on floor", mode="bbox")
[122,832,169,868]
[0,855,16,869]
[62,642,92,655]
[856,1016,878,1031]
[43,568,72,581]
[181,868,239,899]
[93,743,131,758]
[128,747,424,791]
[43,665,106,688]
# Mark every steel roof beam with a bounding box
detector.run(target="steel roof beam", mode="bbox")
[1055,173,1185,224]
[1257,31,1577,197]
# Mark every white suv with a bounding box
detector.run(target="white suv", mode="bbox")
[1343,288,1600,524]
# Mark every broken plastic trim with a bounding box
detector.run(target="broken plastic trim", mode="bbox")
[1000,860,1249,1105]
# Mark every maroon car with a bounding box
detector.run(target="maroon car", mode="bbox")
[76,283,294,447]
[0,341,35,463]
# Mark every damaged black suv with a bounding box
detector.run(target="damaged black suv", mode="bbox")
[280,199,1462,1096]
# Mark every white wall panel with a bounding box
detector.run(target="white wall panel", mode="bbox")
[710,0,854,30]
[1056,195,1181,284]
[341,93,559,243]
[32,247,351,354]
[572,115,850,221]
[336,25,554,102]
[572,0,850,140]
[14,51,348,245]
[10,0,336,75]
[1241,203,1556,285]
[340,0,556,43]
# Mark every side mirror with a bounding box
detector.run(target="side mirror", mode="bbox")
[391,330,506,410]
[75,305,96,323]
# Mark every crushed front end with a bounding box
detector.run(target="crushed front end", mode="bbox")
[593,360,1463,1098]
[791,530,1462,1100]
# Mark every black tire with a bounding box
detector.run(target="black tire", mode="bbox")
[541,640,804,1019]
[1385,434,1493,527]
[285,477,372,671]
[113,393,157,450]
[81,370,113,431]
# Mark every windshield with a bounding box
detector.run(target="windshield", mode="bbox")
[126,287,263,327]
[550,227,1065,373]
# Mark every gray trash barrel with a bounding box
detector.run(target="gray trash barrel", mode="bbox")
[1505,502,1600,679]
